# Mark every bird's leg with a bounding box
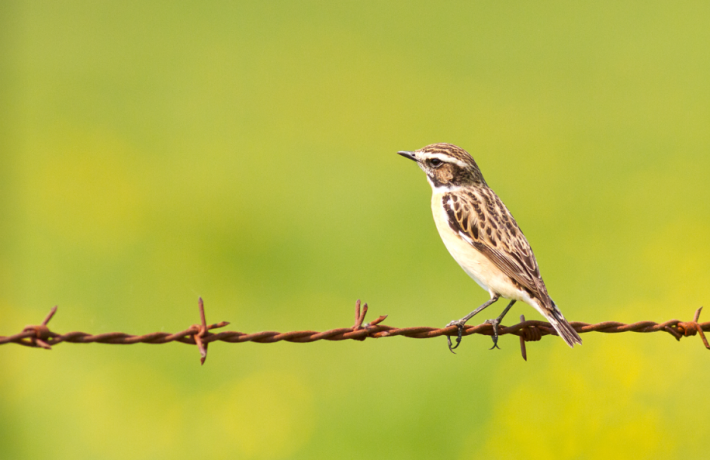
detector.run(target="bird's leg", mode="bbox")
[485,300,516,350]
[447,295,500,353]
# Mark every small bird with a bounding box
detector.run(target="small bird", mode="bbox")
[398,143,582,351]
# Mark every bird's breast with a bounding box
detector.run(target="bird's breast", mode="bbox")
[430,192,524,301]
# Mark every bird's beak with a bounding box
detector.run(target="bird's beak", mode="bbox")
[397,150,418,162]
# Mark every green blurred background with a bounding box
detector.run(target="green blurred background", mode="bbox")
[2,1,710,458]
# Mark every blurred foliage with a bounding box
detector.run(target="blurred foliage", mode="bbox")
[1,1,710,459]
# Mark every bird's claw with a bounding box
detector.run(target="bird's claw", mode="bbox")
[485,318,502,350]
[446,320,465,353]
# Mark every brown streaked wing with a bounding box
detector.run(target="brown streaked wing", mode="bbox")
[442,190,551,306]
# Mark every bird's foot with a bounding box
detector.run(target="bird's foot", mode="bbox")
[485,317,502,350]
[446,319,467,354]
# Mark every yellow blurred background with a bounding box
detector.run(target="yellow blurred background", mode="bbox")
[1,1,709,459]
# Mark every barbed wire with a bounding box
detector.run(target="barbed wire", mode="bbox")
[1,299,708,364]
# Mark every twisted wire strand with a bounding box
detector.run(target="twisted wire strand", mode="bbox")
[1,300,707,364]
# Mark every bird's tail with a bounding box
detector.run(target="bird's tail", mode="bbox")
[543,300,582,348]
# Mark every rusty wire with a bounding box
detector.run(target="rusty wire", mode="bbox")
[1,299,708,364]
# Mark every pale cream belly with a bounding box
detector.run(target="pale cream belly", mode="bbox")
[431,193,529,303]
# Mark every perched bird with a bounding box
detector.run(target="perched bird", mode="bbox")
[398,143,582,351]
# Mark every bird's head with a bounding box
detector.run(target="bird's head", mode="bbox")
[398,143,486,191]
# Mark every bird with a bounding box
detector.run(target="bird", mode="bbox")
[397,143,582,352]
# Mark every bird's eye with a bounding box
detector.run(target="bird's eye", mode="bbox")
[430,159,443,167]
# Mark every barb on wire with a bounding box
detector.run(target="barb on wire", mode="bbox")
[1,300,708,364]
[517,314,542,361]
[352,299,388,341]
[189,298,230,365]
[19,305,58,350]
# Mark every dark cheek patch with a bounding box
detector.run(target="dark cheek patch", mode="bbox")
[434,164,455,185]
[428,173,443,188]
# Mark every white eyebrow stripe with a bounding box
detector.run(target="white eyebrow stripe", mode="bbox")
[417,152,469,169]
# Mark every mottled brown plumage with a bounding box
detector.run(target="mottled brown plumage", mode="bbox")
[442,188,557,306]
[398,143,582,348]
